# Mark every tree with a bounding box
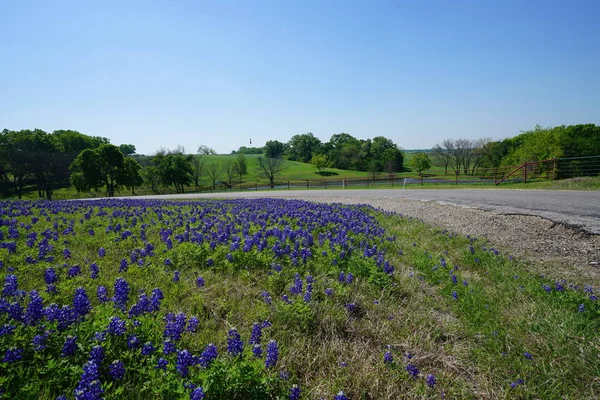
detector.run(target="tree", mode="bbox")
[151,148,193,194]
[198,145,217,155]
[286,133,322,163]
[204,162,222,190]
[410,153,431,184]
[190,155,205,190]
[70,144,125,197]
[264,140,285,159]
[118,157,144,195]
[311,154,328,173]
[234,153,247,182]
[222,160,237,187]
[257,157,286,188]
[119,144,136,156]
[431,144,451,174]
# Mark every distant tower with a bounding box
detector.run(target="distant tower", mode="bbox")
[250,138,252,145]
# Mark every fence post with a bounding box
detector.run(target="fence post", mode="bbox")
[287,180,290,190]
[343,178,346,189]
[324,179,327,188]
[552,158,557,180]
[455,171,459,184]
[524,162,528,183]
[255,183,257,191]
[306,180,309,189]
[367,178,369,187]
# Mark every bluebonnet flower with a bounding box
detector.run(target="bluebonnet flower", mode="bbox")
[196,276,205,288]
[542,284,552,293]
[451,291,458,300]
[176,349,194,377]
[113,277,130,311]
[338,272,346,283]
[524,352,533,360]
[206,258,214,267]
[164,312,187,341]
[98,247,106,257]
[346,273,354,284]
[44,268,58,285]
[199,343,218,368]
[290,273,303,295]
[149,288,164,312]
[190,386,205,400]
[280,370,290,380]
[109,360,125,380]
[2,274,18,297]
[74,361,103,400]
[406,363,419,378]
[119,259,129,273]
[3,347,22,363]
[57,395,67,400]
[383,351,393,364]
[555,281,565,292]
[261,291,272,305]
[0,324,16,337]
[142,342,155,355]
[88,345,104,365]
[128,292,151,318]
[463,280,468,287]
[289,385,301,400]
[25,290,44,325]
[426,374,437,388]
[265,339,279,368]
[106,316,127,336]
[334,391,348,400]
[282,295,292,304]
[227,328,244,355]
[163,339,177,355]
[250,322,263,345]
[97,286,110,303]
[127,335,140,349]
[63,248,72,259]
[163,258,172,267]
[325,288,333,296]
[67,265,81,278]
[73,287,91,317]
[187,316,199,332]
[32,333,49,351]
[345,303,356,312]
[156,357,168,370]
[578,304,585,312]
[510,378,524,388]
[451,275,458,285]
[173,271,180,282]
[46,284,58,294]
[252,344,262,358]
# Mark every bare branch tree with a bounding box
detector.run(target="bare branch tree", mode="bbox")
[257,157,286,188]
[190,155,204,190]
[204,162,222,190]
[222,160,237,187]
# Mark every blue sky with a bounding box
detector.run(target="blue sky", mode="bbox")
[1,0,599,155]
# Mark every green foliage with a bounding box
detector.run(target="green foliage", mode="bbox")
[150,149,193,193]
[409,153,431,175]
[263,140,285,159]
[118,144,136,155]
[310,154,328,173]
[70,144,125,197]
[286,133,322,163]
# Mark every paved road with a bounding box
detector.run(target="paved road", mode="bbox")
[128,189,600,234]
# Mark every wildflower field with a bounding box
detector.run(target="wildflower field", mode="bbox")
[0,198,598,399]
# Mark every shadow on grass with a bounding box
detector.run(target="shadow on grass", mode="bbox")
[314,171,339,176]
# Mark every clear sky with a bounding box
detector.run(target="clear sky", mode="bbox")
[1,0,599,155]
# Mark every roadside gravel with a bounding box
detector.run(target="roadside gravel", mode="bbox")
[283,195,600,287]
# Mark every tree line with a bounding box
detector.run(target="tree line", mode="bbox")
[429,124,600,177]
[233,132,405,175]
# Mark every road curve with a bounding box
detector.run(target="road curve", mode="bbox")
[125,189,600,235]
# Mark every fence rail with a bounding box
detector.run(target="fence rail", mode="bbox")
[57,155,600,199]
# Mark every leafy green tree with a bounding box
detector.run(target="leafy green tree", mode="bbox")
[151,149,193,194]
[118,157,144,195]
[70,144,125,197]
[198,145,217,155]
[410,153,431,184]
[286,133,322,163]
[311,154,328,173]
[264,140,285,159]
[119,144,136,156]
[222,160,237,187]
[257,157,286,188]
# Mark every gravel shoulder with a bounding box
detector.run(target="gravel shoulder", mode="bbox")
[272,195,600,287]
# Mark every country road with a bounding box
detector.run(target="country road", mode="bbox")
[128,189,600,235]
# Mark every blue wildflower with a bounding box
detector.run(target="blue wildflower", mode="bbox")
[156,357,168,370]
[190,386,205,400]
[113,277,130,311]
[406,363,419,378]
[109,360,125,380]
[73,287,91,317]
[426,374,437,388]
[334,391,348,400]
[227,328,244,356]
[265,339,279,368]
[289,385,301,400]
[196,276,205,288]
[199,343,218,368]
